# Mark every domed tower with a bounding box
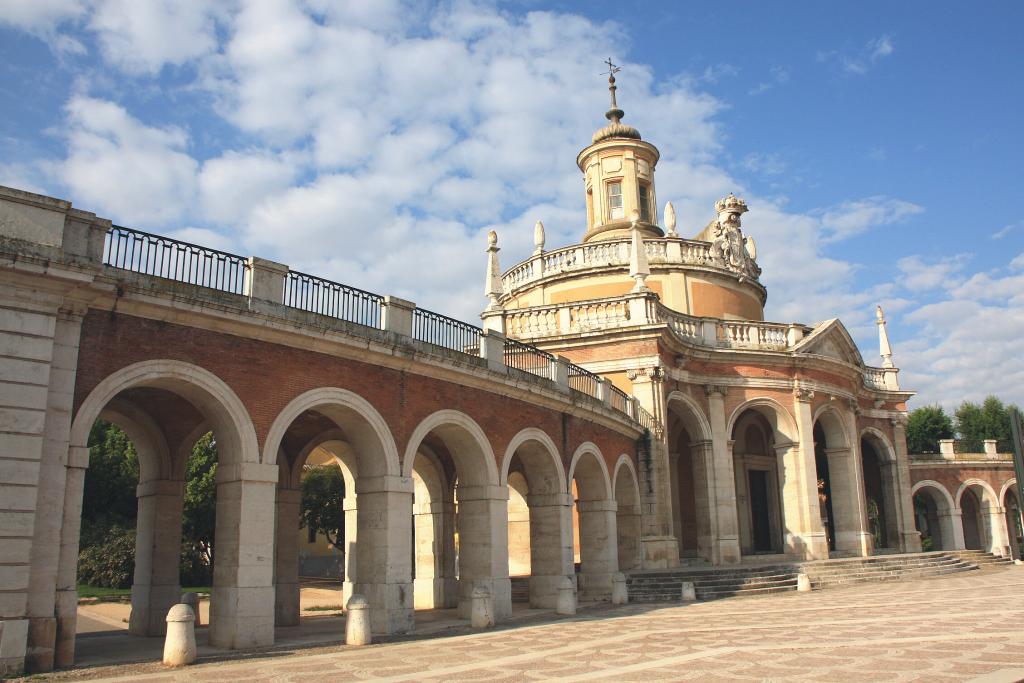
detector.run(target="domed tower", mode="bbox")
[578,62,662,242]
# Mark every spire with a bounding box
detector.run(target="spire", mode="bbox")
[629,210,650,292]
[533,220,545,255]
[876,304,894,368]
[603,57,624,124]
[484,230,503,311]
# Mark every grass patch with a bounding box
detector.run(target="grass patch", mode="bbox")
[77,585,212,598]
[304,604,345,612]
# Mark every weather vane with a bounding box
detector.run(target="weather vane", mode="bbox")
[600,58,622,116]
[601,57,620,77]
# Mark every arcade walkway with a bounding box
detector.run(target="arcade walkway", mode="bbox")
[23,567,1024,682]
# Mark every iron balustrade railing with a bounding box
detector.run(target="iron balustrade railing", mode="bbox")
[412,307,483,354]
[504,337,554,378]
[567,362,601,399]
[636,404,659,433]
[103,225,249,295]
[608,385,631,415]
[284,270,383,328]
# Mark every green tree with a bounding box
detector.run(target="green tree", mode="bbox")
[80,420,139,548]
[300,465,345,550]
[955,396,1019,451]
[906,405,954,454]
[182,432,218,568]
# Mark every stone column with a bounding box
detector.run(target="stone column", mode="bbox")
[825,446,871,557]
[353,475,414,635]
[130,479,185,636]
[985,506,1011,555]
[342,494,358,606]
[26,306,83,673]
[628,368,678,567]
[890,418,922,553]
[525,493,573,608]
[615,494,643,572]
[209,462,278,650]
[704,387,741,564]
[413,500,457,609]
[786,388,829,560]
[273,488,301,626]
[940,509,966,550]
[576,499,618,601]
[53,446,88,668]
[455,484,511,621]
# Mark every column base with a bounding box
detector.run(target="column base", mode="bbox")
[786,531,830,560]
[0,618,29,676]
[355,581,414,635]
[54,589,78,668]
[25,616,55,673]
[209,586,275,650]
[578,571,613,602]
[129,583,181,636]
[641,536,680,569]
[712,536,742,565]
[835,531,872,558]
[527,574,566,609]
[901,530,923,554]
[457,578,511,621]
[275,582,300,627]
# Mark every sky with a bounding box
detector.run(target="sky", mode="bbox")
[1,0,1022,410]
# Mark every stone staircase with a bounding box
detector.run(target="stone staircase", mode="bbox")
[510,576,530,603]
[626,551,1006,603]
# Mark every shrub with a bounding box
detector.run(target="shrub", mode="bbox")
[77,526,136,589]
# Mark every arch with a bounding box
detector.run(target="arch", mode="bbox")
[666,391,712,442]
[98,398,172,484]
[812,403,851,449]
[955,479,1000,509]
[1000,478,1019,507]
[727,397,799,444]
[402,409,499,486]
[567,442,612,500]
[911,480,956,512]
[860,427,896,463]
[71,359,259,467]
[500,427,566,495]
[612,454,641,504]
[263,387,399,476]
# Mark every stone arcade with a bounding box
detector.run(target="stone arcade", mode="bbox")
[0,75,1017,676]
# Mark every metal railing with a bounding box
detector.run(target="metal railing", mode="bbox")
[636,404,659,433]
[504,337,554,378]
[284,270,383,328]
[103,225,249,295]
[608,385,631,416]
[567,362,601,398]
[412,307,483,354]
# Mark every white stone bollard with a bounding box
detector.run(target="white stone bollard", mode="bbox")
[680,581,697,602]
[181,592,201,627]
[1014,559,1023,566]
[611,573,628,605]
[555,576,576,616]
[345,595,372,646]
[796,573,812,592]
[471,585,494,629]
[163,604,197,667]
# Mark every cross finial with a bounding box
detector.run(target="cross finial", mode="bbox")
[600,58,623,122]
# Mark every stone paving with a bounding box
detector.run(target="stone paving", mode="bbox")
[21,566,1024,682]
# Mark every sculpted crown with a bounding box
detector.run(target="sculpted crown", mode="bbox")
[715,193,748,215]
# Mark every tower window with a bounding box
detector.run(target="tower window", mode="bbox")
[639,183,651,222]
[608,181,624,219]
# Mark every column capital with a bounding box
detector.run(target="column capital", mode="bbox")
[627,366,664,383]
[793,386,814,403]
[576,499,617,513]
[527,492,573,508]
[354,475,414,494]
[457,484,509,502]
[704,384,727,399]
[136,478,185,497]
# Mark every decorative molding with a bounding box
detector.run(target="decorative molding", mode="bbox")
[703,384,727,398]
[793,386,814,403]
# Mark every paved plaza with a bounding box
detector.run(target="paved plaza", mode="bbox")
[15,566,1024,682]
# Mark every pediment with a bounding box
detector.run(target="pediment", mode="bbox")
[791,319,865,366]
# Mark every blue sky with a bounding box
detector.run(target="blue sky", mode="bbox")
[1,0,1021,409]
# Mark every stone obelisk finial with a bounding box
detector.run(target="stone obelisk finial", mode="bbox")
[629,210,649,292]
[664,201,677,237]
[876,304,894,368]
[485,230,503,311]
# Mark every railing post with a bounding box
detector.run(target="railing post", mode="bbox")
[630,397,640,420]
[626,292,658,325]
[984,440,998,457]
[479,329,506,373]
[551,356,570,391]
[597,378,611,404]
[786,324,805,347]
[381,296,416,337]
[701,320,718,346]
[939,439,955,458]
[480,309,505,335]
[245,257,288,305]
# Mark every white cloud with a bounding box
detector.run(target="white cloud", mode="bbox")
[59,96,198,226]
[198,150,300,225]
[868,35,894,61]
[749,65,790,96]
[819,34,896,76]
[992,221,1019,239]
[88,0,221,75]
[0,0,84,31]
[818,196,923,243]
[1012,253,1024,270]
[896,254,969,292]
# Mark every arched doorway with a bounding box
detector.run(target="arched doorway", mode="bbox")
[65,360,264,665]
[731,411,783,555]
[613,456,642,571]
[265,388,407,635]
[911,481,959,551]
[960,487,986,550]
[404,410,509,621]
[1002,482,1023,559]
[569,444,617,602]
[502,429,571,608]
[812,407,870,557]
[860,432,900,553]
[666,393,713,562]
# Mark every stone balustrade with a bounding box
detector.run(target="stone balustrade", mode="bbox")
[501,236,753,295]
[503,292,896,391]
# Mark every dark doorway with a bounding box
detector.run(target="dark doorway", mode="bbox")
[749,469,773,553]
